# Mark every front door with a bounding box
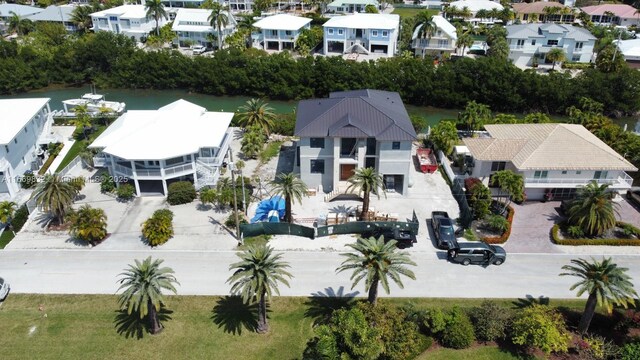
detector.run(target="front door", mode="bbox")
[340,164,356,181]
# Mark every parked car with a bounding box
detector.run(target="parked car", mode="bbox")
[431,211,459,249]
[448,242,506,266]
[0,277,9,301]
[191,45,206,55]
[362,228,416,248]
[627,190,640,207]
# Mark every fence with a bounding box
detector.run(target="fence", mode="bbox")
[437,150,456,183]
[240,222,316,239]
[57,156,84,178]
[452,178,473,227]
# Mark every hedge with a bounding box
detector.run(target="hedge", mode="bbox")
[561,62,593,70]
[37,144,64,175]
[551,222,640,246]
[482,205,514,244]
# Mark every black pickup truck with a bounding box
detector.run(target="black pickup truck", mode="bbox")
[431,211,459,249]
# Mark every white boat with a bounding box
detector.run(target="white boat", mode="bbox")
[62,93,126,115]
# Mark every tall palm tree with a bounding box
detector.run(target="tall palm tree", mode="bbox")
[460,6,472,20]
[546,47,566,70]
[227,244,293,333]
[543,6,560,23]
[236,98,276,136]
[7,11,32,36]
[145,0,168,37]
[68,204,107,244]
[207,2,229,51]
[31,174,77,224]
[72,104,92,139]
[459,100,491,135]
[0,201,17,226]
[560,257,637,333]
[414,13,437,58]
[456,30,474,56]
[269,173,307,223]
[118,257,179,334]
[70,5,93,34]
[490,170,524,211]
[337,236,416,305]
[567,181,619,236]
[347,167,385,221]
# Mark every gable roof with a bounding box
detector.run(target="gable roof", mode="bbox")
[90,5,147,19]
[412,15,458,40]
[506,23,595,41]
[0,98,50,145]
[27,5,74,22]
[172,8,236,32]
[323,13,399,30]
[253,14,311,31]
[0,4,43,18]
[581,4,639,18]
[463,124,636,171]
[295,90,416,141]
[512,1,567,14]
[89,99,233,160]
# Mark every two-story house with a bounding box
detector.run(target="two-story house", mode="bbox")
[294,90,417,195]
[91,5,168,42]
[580,4,640,27]
[326,0,380,14]
[172,8,236,48]
[223,0,254,13]
[411,15,457,59]
[463,124,637,200]
[252,14,312,52]
[323,13,399,57]
[0,99,54,199]
[89,100,233,196]
[27,5,78,32]
[0,4,43,34]
[512,2,574,24]
[506,23,596,67]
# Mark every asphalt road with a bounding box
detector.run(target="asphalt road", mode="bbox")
[3,250,640,299]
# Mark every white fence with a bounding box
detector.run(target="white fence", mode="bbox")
[437,150,468,182]
[58,156,84,178]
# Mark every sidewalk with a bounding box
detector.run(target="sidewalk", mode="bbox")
[46,126,76,174]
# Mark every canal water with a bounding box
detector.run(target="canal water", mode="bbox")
[1,86,635,129]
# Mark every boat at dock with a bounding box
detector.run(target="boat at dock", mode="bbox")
[62,93,126,115]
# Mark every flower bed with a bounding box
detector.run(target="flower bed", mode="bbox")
[551,222,640,246]
[482,205,515,244]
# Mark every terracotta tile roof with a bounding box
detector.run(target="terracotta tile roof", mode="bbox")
[512,1,567,14]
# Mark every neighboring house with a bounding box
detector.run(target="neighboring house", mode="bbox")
[463,124,637,200]
[512,2,574,24]
[223,0,254,13]
[0,4,43,34]
[252,14,311,52]
[294,90,417,195]
[323,13,400,57]
[506,23,595,67]
[26,5,77,32]
[447,0,503,16]
[580,4,640,27]
[411,15,457,58]
[161,0,206,8]
[89,100,233,196]
[91,5,168,42]
[615,38,640,69]
[0,99,54,199]
[172,8,237,48]
[326,0,380,13]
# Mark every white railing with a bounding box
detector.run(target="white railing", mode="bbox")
[437,150,468,181]
[58,156,83,178]
[114,164,132,176]
[93,156,107,168]
[525,175,633,187]
[164,163,193,176]
[135,168,161,177]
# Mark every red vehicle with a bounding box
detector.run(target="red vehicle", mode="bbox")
[416,148,437,173]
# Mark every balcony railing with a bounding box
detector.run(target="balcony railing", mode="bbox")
[165,163,194,176]
[114,164,132,176]
[93,157,107,168]
[525,174,633,187]
[136,168,161,177]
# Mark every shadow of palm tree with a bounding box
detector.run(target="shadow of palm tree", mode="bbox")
[114,307,174,339]
[512,295,550,309]
[211,296,259,335]
[304,286,359,326]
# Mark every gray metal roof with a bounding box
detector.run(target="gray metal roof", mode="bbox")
[507,23,596,41]
[295,90,417,141]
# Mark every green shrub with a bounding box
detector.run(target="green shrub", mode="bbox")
[359,303,423,360]
[271,112,296,136]
[440,307,475,349]
[68,204,107,244]
[575,335,620,360]
[166,181,196,205]
[551,222,640,246]
[259,141,282,164]
[11,205,29,232]
[414,307,447,336]
[482,205,515,244]
[100,174,116,193]
[470,300,512,342]
[116,183,135,201]
[20,172,37,189]
[225,211,247,229]
[69,176,86,193]
[511,304,571,354]
[568,225,585,238]
[621,341,640,360]
[141,209,174,246]
[486,214,509,233]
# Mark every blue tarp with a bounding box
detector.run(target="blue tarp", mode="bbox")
[251,196,285,223]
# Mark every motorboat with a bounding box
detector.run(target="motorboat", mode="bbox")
[62,93,126,115]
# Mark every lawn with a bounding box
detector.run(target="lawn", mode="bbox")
[392,7,437,19]
[54,124,107,173]
[0,230,15,249]
[0,295,588,360]
[259,141,283,164]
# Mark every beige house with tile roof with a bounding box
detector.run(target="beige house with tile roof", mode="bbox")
[463,124,636,200]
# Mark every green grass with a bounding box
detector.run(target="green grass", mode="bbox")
[418,346,533,360]
[0,230,15,249]
[54,124,107,173]
[239,235,272,250]
[0,295,589,360]
[392,8,437,19]
[259,141,283,164]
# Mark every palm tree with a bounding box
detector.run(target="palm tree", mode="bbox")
[7,11,32,36]
[459,100,491,135]
[347,167,385,221]
[546,47,565,70]
[70,5,93,34]
[236,99,276,136]
[337,236,416,305]
[68,204,107,244]
[567,181,619,236]
[31,174,77,224]
[476,9,490,21]
[207,2,229,51]
[414,13,437,58]
[240,126,264,159]
[460,6,472,20]
[456,30,474,56]
[560,258,637,333]
[543,6,560,23]
[227,244,293,333]
[269,173,307,223]
[72,105,92,140]
[0,201,17,233]
[490,170,524,211]
[117,257,179,334]
[145,0,168,37]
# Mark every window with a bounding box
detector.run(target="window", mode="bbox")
[572,55,580,61]
[594,171,608,179]
[296,146,300,167]
[534,170,548,179]
[372,30,378,37]
[270,30,277,36]
[328,28,334,35]
[382,31,388,37]
[575,42,583,50]
[516,39,525,46]
[491,161,506,172]
[4,145,8,153]
[22,157,25,164]
[14,138,17,144]
[24,127,27,133]
[310,138,325,148]
[547,40,559,46]
[561,171,567,175]
[531,40,536,46]
[285,30,292,36]
[338,29,344,35]
[310,159,324,174]
[392,142,401,150]
[165,156,184,166]
[576,170,582,175]
[437,39,449,47]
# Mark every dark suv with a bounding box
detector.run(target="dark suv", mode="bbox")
[431,211,458,249]
[448,242,506,266]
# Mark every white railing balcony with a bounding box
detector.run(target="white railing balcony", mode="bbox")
[164,163,194,176]
[114,164,132,176]
[136,168,162,177]
[93,157,107,168]
[525,174,633,188]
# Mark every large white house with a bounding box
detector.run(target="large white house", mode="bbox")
[27,5,77,32]
[0,4,43,34]
[0,99,55,199]
[172,8,236,48]
[463,124,637,200]
[506,23,596,67]
[323,13,400,58]
[252,14,311,52]
[89,100,233,196]
[326,0,380,14]
[294,90,416,195]
[91,5,168,42]
[411,15,457,58]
